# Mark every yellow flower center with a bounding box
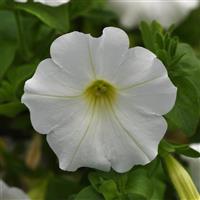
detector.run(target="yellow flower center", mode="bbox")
[84,80,117,108]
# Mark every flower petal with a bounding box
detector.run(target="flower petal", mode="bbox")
[109,1,199,28]
[34,0,70,6]
[50,31,96,84]
[22,94,85,134]
[24,59,83,96]
[119,77,176,115]
[4,188,29,200]
[104,101,167,172]
[100,108,153,173]
[46,99,164,173]
[46,107,111,172]
[112,47,157,87]
[89,27,129,80]
[117,58,177,115]
[22,59,87,135]
[0,180,29,200]
[112,47,177,115]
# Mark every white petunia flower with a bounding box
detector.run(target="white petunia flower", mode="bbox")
[0,180,30,200]
[15,0,70,7]
[22,27,177,173]
[182,144,200,192]
[109,0,199,28]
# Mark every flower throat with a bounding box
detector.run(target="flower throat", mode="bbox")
[84,80,116,107]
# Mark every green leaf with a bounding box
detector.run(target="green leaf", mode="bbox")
[139,21,156,52]
[159,140,200,158]
[175,43,200,92]
[0,10,17,41]
[0,40,16,80]
[29,175,80,200]
[175,7,200,47]
[0,63,37,98]
[127,193,147,200]
[166,77,199,136]
[0,11,17,79]
[83,9,117,25]
[159,140,176,156]
[0,62,37,116]
[126,168,154,199]
[89,171,113,191]
[98,180,119,200]
[150,179,166,200]
[15,2,69,32]
[89,170,128,195]
[0,0,4,6]
[166,43,200,136]
[88,167,160,200]
[0,102,25,117]
[75,186,103,200]
[45,176,80,200]
[139,21,163,52]
[70,0,105,19]
[176,146,200,158]
[87,158,167,200]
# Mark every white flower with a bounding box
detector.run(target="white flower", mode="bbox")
[0,180,30,200]
[15,0,70,7]
[109,0,199,28]
[22,27,177,173]
[182,144,200,192]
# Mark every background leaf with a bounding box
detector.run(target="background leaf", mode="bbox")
[0,10,17,80]
[29,174,80,200]
[166,77,199,136]
[75,186,103,200]
[0,63,37,117]
[15,2,70,33]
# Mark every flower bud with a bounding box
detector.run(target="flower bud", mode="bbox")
[164,154,200,200]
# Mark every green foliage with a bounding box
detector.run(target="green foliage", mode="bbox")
[0,40,16,80]
[83,9,117,26]
[140,21,200,136]
[75,159,166,200]
[69,0,106,19]
[175,7,200,47]
[0,10,17,79]
[15,2,70,33]
[125,168,153,199]
[0,102,25,117]
[28,174,80,200]
[75,186,104,200]
[0,63,37,117]
[0,10,18,41]
[159,139,200,158]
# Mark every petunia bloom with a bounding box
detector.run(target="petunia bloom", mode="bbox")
[109,0,199,29]
[0,180,30,200]
[15,0,70,7]
[22,27,177,173]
